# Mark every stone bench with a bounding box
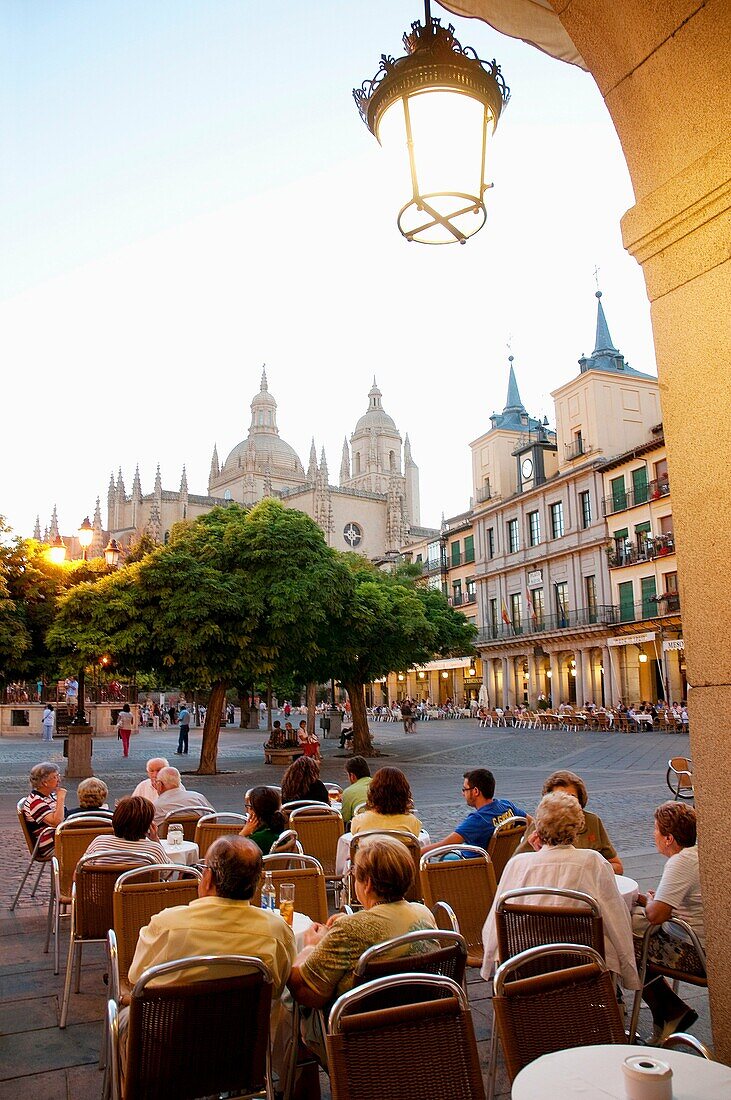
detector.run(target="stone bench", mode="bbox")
[263,744,304,766]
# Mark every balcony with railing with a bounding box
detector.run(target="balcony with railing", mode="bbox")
[477,604,619,643]
[617,593,681,623]
[607,534,675,567]
[451,592,477,608]
[602,477,670,516]
[476,485,492,503]
[418,557,445,577]
[564,438,593,462]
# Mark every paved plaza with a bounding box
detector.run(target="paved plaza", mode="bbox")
[0,717,708,1097]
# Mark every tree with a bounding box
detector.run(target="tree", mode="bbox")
[49,502,351,774]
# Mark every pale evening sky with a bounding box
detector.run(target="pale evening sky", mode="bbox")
[1,0,656,539]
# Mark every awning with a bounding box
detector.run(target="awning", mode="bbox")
[415,656,474,671]
[437,0,587,69]
[607,631,656,647]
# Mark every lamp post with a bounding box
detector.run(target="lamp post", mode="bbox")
[77,517,93,561]
[354,0,509,244]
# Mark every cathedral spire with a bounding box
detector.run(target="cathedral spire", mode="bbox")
[209,444,219,484]
[49,505,59,540]
[404,433,414,465]
[319,447,329,483]
[154,464,162,498]
[339,437,350,485]
[504,356,525,412]
[260,365,268,392]
[33,515,41,541]
[131,464,142,500]
[179,465,188,496]
[307,438,318,482]
[91,498,103,556]
[368,377,383,411]
[593,289,618,353]
[116,467,126,499]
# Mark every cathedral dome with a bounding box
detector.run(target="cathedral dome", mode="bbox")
[353,379,400,436]
[221,367,305,476]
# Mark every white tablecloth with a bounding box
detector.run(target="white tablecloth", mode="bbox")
[160,839,200,866]
[273,910,311,952]
[335,829,431,876]
[615,874,639,910]
[511,1044,731,1098]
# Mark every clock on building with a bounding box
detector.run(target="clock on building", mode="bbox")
[521,457,534,479]
[343,522,363,548]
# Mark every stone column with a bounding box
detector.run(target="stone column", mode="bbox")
[527,652,539,706]
[581,648,594,705]
[487,659,499,708]
[573,650,584,707]
[500,658,509,708]
[549,652,562,707]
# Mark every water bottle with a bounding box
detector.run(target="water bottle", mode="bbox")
[261,871,276,911]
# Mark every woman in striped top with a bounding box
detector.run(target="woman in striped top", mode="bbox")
[85,796,167,865]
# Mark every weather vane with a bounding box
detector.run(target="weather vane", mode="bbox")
[593,265,601,291]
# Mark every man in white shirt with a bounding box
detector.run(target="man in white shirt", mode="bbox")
[132,757,169,804]
[153,766,214,825]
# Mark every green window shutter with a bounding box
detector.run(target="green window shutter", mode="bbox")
[618,581,635,622]
[450,541,461,566]
[632,466,649,504]
[613,527,628,541]
[464,535,475,563]
[640,576,657,618]
[610,476,626,510]
[634,521,651,534]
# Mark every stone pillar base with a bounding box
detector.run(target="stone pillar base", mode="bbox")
[65,725,94,779]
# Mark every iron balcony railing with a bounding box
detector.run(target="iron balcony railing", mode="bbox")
[476,486,492,502]
[477,604,619,642]
[451,592,477,608]
[565,438,592,462]
[418,558,445,576]
[607,535,675,567]
[602,477,670,516]
[617,593,681,623]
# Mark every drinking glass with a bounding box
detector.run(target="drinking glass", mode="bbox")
[278,883,295,926]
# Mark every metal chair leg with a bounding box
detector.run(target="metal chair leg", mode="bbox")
[44,886,54,954]
[30,860,46,897]
[60,936,76,1028]
[486,1005,500,1100]
[75,940,83,992]
[10,856,38,910]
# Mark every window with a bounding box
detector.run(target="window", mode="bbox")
[574,429,584,454]
[507,519,519,553]
[550,501,564,539]
[487,528,495,559]
[510,593,523,633]
[529,587,544,627]
[635,520,651,556]
[641,576,657,619]
[427,541,441,570]
[554,582,569,626]
[466,578,476,602]
[610,475,626,511]
[528,511,541,547]
[489,598,498,636]
[618,580,635,622]
[452,580,462,606]
[632,465,649,505]
[355,453,361,474]
[223,489,233,501]
[450,540,461,567]
[585,575,597,620]
[659,515,673,536]
[464,534,475,563]
[415,553,423,564]
[664,572,678,594]
[654,458,669,489]
[579,490,592,529]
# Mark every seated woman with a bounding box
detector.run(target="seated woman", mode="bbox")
[482,791,639,992]
[84,796,167,865]
[239,786,287,854]
[281,756,329,806]
[515,769,623,874]
[350,766,422,837]
[22,762,67,858]
[66,776,111,818]
[633,802,704,1041]
[297,720,321,759]
[287,835,437,1064]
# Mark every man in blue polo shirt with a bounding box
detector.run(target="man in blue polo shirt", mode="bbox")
[422,768,526,852]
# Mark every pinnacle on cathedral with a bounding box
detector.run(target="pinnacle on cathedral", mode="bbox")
[33,516,41,541]
[49,505,59,540]
[209,444,219,483]
[180,466,188,496]
[131,465,142,500]
[339,437,350,485]
[307,439,318,483]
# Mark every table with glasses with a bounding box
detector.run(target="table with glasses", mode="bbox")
[511,1044,731,1098]
[273,910,312,952]
[615,873,639,911]
[335,829,431,876]
[160,838,200,866]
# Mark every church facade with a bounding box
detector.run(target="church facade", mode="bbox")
[101,371,424,561]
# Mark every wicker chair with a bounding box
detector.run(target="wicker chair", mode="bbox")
[353,929,468,990]
[666,756,694,800]
[326,973,485,1100]
[420,845,497,966]
[59,851,157,1028]
[348,830,424,905]
[487,817,528,883]
[661,1032,715,1059]
[48,815,114,973]
[491,944,625,1085]
[107,955,274,1100]
[194,812,247,858]
[157,807,210,842]
[629,916,707,1042]
[10,797,55,911]
[251,853,328,923]
[269,829,303,856]
[289,804,345,903]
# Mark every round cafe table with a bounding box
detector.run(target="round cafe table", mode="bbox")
[511,1044,731,1099]
[160,838,200,866]
[615,873,639,910]
[273,910,311,952]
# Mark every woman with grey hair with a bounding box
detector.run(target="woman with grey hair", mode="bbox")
[481,791,639,991]
[22,763,67,858]
[66,777,111,818]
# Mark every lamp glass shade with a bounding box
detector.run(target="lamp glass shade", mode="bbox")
[48,537,66,565]
[104,539,121,568]
[638,653,649,663]
[78,517,94,549]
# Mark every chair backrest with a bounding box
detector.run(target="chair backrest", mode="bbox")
[487,817,528,883]
[73,852,157,940]
[16,798,40,857]
[113,865,201,980]
[325,782,343,800]
[282,799,328,815]
[495,887,605,975]
[661,1033,715,1059]
[350,830,424,902]
[326,974,485,1100]
[252,854,328,922]
[354,929,468,988]
[120,955,273,1100]
[492,944,625,1082]
[157,808,210,841]
[54,817,115,900]
[667,757,694,799]
[269,829,302,855]
[194,813,247,858]
[289,805,344,875]
[420,845,497,959]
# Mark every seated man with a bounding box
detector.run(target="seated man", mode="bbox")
[22,762,67,858]
[132,757,169,804]
[153,766,213,825]
[421,767,526,853]
[340,756,371,827]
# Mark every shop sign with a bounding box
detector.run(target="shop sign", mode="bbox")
[663,639,685,651]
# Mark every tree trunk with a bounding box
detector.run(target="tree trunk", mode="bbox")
[343,680,376,756]
[237,687,247,727]
[306,681,317,737]
[197,680,227,775]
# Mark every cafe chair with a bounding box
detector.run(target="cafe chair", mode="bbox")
[324,782,343,801]
[59,851,157,1029]
[48,814,114,974]
[348,829,424,905]
[10,798,54,911]
[666,757,694,800]
[354,929,468,990]
[269,829,303,856]
[420,845,497,966]
[194,812,247,858]
[289,804,345,904]
[326,973,485,1100]
[629,916,707,1042]
[661,1032,715,1059]
[491,944,625,1089]
[157,807,209,842]
[487,817,528,883]
[252,853,328,923]
[107,955,275,1100]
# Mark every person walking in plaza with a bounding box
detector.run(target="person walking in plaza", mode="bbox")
[116,703,134,758]
[41,704,55,742]
[64,676,78,715]
[401,697,414,734]
[176,702,191,755]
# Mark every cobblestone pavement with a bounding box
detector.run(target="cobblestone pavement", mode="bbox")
[0,718,711,1097]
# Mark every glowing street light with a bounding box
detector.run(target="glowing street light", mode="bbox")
[77,516,93,561]
[48,535,67,565]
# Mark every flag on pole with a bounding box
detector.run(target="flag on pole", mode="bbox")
[501,599,511,626]
[526,591,537,625]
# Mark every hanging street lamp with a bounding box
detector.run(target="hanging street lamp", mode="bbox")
[354,0,509,244]
[103,538,122,568]
[48,534,67,565]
